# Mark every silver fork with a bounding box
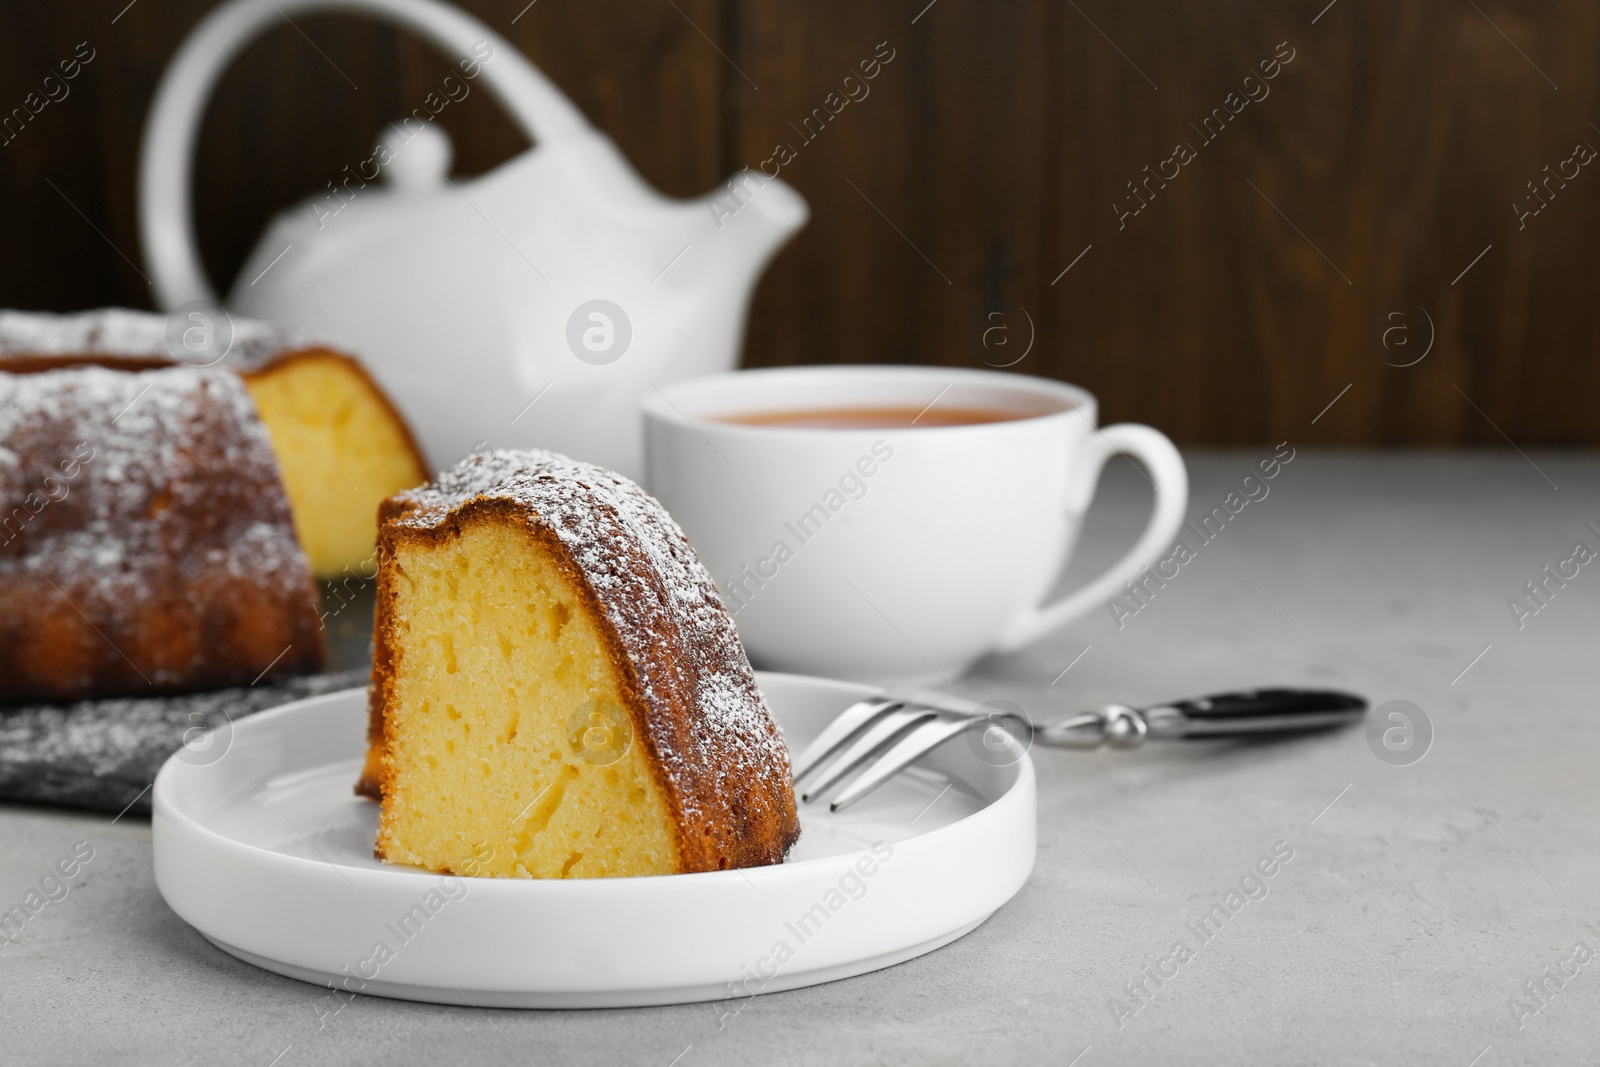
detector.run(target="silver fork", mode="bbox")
[793,687,1367,811]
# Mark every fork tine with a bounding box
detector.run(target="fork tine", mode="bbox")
[828,716,975,812]
[800,707,935,802]
[791,698,899,784]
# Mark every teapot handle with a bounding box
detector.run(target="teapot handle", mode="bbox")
[139,0,592,309]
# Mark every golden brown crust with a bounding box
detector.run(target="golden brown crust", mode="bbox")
[354,490,409,802]
[0,353,173,375]
[360,451,801,873]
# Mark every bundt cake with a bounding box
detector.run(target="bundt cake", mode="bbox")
[0,360,325,704]
[0,309,429,579]
[358,449,800,878]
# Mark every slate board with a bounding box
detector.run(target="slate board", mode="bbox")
[0,669,369,816]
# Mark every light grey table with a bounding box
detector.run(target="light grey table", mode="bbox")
[5,452,1598,1066]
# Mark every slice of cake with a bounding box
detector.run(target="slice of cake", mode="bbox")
[0,309,429,579]
[357,450,800,878]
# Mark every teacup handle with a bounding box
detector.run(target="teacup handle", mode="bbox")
[994,423,1188,652]
[139,0,592,309]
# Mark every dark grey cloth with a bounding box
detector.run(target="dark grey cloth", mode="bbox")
[0,669,368,816]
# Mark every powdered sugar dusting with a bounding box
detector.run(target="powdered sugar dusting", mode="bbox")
[0,361,323,701]
[391,449,796,851]
[0,307,323,371]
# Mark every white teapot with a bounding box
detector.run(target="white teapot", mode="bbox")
[139,0,807,478]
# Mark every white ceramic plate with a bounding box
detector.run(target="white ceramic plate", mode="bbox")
[152,672,1035,1008]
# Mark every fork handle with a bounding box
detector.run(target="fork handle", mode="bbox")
[1034,688,1366,749]
[1155,688,1367,738]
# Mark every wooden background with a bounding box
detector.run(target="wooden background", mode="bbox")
[2,0,1597,445]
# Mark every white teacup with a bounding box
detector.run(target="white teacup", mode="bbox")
[641,366,1187,683]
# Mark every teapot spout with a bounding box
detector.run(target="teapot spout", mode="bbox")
[700,169,809,277]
